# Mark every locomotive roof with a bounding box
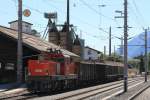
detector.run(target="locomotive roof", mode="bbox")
[0,25,79,57]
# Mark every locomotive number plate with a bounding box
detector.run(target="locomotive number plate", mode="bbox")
[35,69,42,72]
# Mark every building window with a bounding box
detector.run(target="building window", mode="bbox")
[88,50,91,55]
[0,63,1,69]
[5,63,15,70]
[25,24,29,28]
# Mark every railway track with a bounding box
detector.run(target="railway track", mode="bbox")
[58,79,143,100]
[0,77,144,100]
[88,79,144,100]
[32,77,144,100]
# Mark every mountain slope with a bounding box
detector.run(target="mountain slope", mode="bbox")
[117,31,150,58]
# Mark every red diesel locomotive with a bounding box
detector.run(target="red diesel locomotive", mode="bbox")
[27,49,78,92]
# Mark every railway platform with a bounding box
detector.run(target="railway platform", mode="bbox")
[133,86,150,100]
[108,79,150,100]
[0,83,27,94]
[0,83,19,92]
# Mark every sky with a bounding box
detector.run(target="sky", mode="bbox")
[0,0,150,54]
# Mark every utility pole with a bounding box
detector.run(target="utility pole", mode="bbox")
[124,0,128,92]
[104,46,106,60]
[115,0,129,92]
[17,0,23,84]
[109,26,112,57]
[66,0,71,51]
[114,45,116,61]
[144,29,148,82]
[121,36,124,56]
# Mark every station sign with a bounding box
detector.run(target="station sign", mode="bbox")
[44,12,57,19]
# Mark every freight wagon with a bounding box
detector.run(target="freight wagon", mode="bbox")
[78,61,123,87]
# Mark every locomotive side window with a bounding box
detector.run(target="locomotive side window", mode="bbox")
[5,63,15,70]
[56,63,60,75]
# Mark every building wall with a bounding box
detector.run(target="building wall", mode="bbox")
[73,46,81,57]
[0,33,39,83]
[0,34,17,83]
[10,21,32,33]
[49,32,68,49]
[83,48,99,60]
[79,39,85,59]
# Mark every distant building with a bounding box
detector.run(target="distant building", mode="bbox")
[9,20,33,34]
[48,22,73,51]
[83,46,101,61]
[9,20,40,37]
[79,38,85,59]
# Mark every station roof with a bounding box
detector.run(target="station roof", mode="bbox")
[0,25,79,57]
[85,46,102,54]
[9,20,33,25]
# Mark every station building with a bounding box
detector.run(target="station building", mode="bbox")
[0,21,78,83]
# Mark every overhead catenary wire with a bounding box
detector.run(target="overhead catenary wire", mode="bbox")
[21,0,122,46]
[131,0,147,26]
[43,0,123,38]
[128,1,145,32]
[128,5,143,29]
[22,1,114,41]
[79,0,120,26]
[10,0,18,11]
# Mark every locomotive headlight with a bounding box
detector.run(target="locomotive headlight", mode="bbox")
[45,73,49,75]
[28,72,31,76]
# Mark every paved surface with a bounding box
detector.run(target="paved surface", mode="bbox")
[108,80,150,100]
[0,83,27,93]
[0,83,18,92]
[134,87,150,100]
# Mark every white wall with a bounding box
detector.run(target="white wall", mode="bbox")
[83,47,99,60]
[10,21,32,34]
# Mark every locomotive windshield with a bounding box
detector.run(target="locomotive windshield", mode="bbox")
[39,49,65,63]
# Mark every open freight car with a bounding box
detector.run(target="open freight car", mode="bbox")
[78,61,124,86]
[78,62,106,87]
